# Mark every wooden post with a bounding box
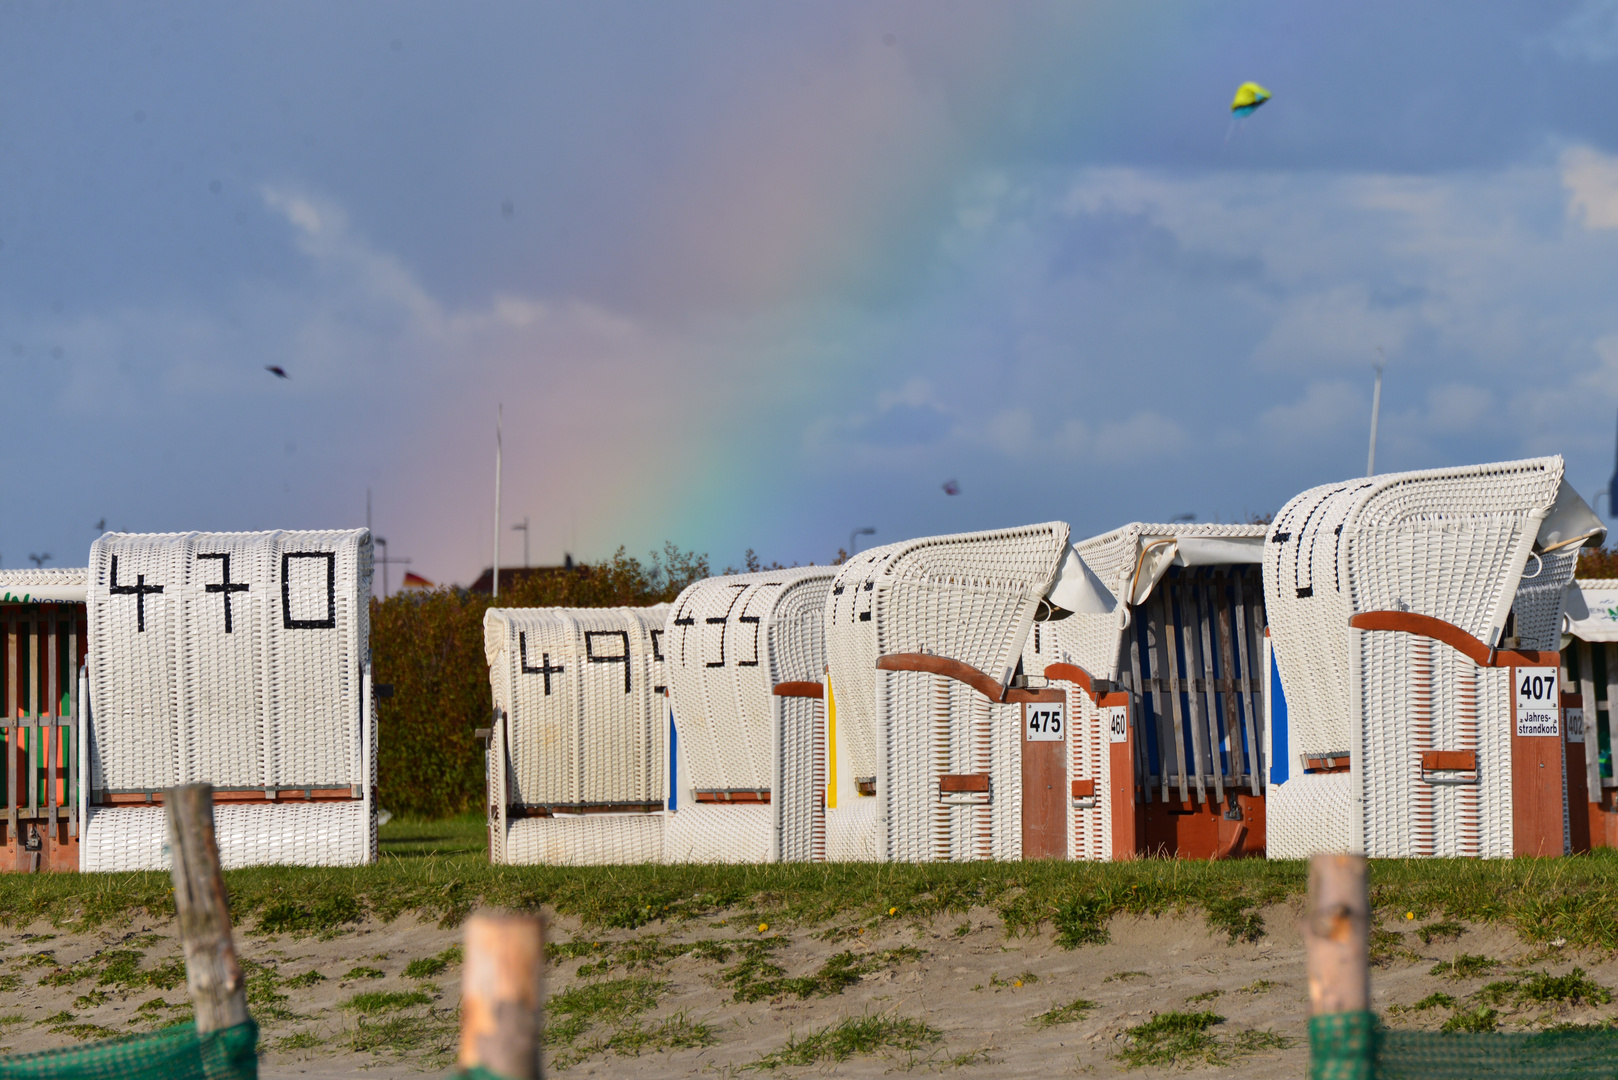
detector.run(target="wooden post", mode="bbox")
[166,784,248,1033]
[460,911,545,1080]
[1304,853,1369,1015]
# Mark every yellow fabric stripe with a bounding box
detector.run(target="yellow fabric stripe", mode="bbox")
[825,671,838,809]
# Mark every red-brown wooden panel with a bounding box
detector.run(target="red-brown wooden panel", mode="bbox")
[1422,750,1476,772]
[1020,702,1066,860]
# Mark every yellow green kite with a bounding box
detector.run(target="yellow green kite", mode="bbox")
[1231,82,1271,118]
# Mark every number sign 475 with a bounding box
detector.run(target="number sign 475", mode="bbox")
[1026,704,1064,742]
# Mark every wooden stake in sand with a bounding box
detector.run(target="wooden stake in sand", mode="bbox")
[166,784,249,1033]
[1304,853,1369,1015]
[459,911,546,1080]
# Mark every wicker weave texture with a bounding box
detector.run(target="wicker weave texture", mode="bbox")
[1264,772,1353,858]
[661,804,773,863]
[825,799,882,861]
[663,568,833,862]
[84,530,374,869]
[0,568,88,586]
[1513,548,1580,650]
[870,523,1070,861]
[822,542,904,784]
[1266,458,1573,860]
[82,803,372,871]
[501,813,665,866]
[483,606,668,811]
[665,568,834,793]
[1266,459,1563,762]
[1357,635,1516,858]
[776,694,826,862]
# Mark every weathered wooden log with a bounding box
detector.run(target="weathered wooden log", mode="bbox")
[166,784,249,1033]
[459,911,545,1080]
[1304,852,1370,1015]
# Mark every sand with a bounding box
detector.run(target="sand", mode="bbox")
[0,903,1612,1078]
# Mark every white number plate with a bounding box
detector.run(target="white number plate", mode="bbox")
[1106,705,1129,744]
[1566,707,1585,744]
[1026,704,1064,741]
[1514,669,1559,738]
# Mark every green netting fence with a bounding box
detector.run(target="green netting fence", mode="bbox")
[1314,1011,1618,1080]
[0,1021,525,1080]
[0,1021,257,1080]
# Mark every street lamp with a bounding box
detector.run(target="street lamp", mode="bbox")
[849,527,875,557]
[374,537,412,601]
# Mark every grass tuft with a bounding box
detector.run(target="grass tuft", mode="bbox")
[1114,1010,1288,1069]
[343,966,384,980]
[403,955,447,979]
[1204,894,1266,943]
[749,1014,943,1069]
[1052,894,1113,947]
[1441,1006,1499,1033]
[718,940,920,1002]
[1431,954,1497,980]
[343,990,432,1015]
[275,1031,326,1052]
[347,1009,458,1061]
[1031,998,1096,1027]
[1517,968,1612,1006]
[1418,919,1466,945]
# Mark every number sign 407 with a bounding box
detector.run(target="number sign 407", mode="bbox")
[1025,704,1064,742]
[1514,668,1559,738]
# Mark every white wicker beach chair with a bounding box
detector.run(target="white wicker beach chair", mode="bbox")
[1557,579,1618,849]
[483,605,669,865]
[821,543,903,860]
[81,531,376,871]
[828,523,1111,863]
[0,569,89,872]
[663,567,834,863]
[1021,524,1268,861]
[1264,457,1603,860]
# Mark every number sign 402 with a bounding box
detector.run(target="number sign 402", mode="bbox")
[1026,704,1064,742]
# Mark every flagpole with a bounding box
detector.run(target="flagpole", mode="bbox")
[493,404,502,600]
[1367,353,1384,477]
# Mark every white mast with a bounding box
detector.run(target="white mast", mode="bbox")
[1367,352,1384,477]
[493,404,502,600]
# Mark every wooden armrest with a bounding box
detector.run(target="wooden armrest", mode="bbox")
[772,681,823,698]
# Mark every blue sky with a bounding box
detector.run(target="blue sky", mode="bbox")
[6,2,1618,585]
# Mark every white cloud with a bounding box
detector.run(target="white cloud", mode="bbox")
[1260,381,1363,444]
[1562,146,1618,229]
[1249,285,1415,372]
[1539,0,1618,62]
[1423,383,1493,434]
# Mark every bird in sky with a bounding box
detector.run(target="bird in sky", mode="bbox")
[265,365,289,379]
[942,479,960,496]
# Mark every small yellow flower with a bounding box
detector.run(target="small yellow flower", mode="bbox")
[889,906,898,916]
[1405,911,1415,921]
[1013,979,1023,988]
[757,922,769,933]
